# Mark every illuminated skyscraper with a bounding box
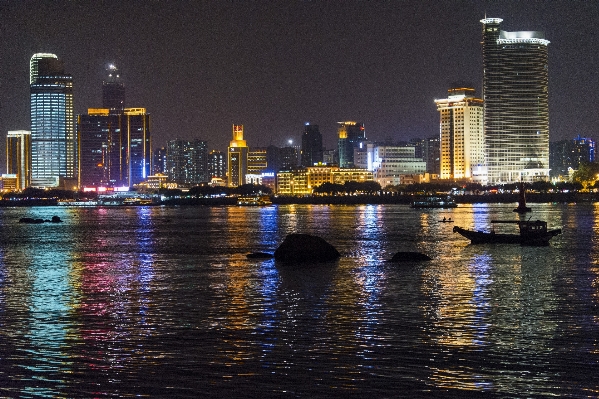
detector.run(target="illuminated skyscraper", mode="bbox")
[77,109,122,188]
[30,53,76,188]
[481,18,550,183]
[227,125,248,187]
[123,108,151,186]
[6,130,31,191]
[166,139,208,184]
[102,64,125,114]
[300,123,323,166]
[208,150,226,179]
[338,121,365,168]
[435,87,485,182]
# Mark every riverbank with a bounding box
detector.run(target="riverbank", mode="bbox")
[1,191,597,207]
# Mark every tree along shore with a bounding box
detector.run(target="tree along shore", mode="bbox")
[1,191,597,207]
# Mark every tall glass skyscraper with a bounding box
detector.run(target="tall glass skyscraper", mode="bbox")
[481,18,550,184]
[30,53,76,188]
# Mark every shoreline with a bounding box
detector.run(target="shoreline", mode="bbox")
[2,192,596,207]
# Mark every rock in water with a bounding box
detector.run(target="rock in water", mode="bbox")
[390,252,432,262]
[246,252,274,259]
[274,234,340,263]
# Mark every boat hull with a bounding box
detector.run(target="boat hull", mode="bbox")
[453,226,561,246]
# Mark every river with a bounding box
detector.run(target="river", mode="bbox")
[0,203,596,397]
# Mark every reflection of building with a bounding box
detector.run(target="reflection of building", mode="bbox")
[435,87,485,182]
[30,53,76,188]
[482,18,550,183]
[227,124,248,187]
[6,130,31,191]
[166,139,208,184]
[338,121,366,168]
[300,123,323,166]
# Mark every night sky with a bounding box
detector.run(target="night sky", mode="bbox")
[1,0,598,163]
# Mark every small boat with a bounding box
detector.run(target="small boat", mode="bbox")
[453,219,561,246]
[237,195,272,206]
[439,218,454,223]
[513,182,532,213]
[411,195,457,209]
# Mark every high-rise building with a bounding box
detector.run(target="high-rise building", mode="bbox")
[77,108,122,188]
[227,124,248,187]
[6,130,31,191]
[123,108,151,186]
[248,147,267,175]
[103,64,125,114]
[338,121,366,168]
[550,136,596,178]
[166,139,208,184]
[30,53,76,188]
[208,150,226,179]
[481,18,550,183]
[153,147,167,174]
[300,123,323,167]
[435,87,485,182]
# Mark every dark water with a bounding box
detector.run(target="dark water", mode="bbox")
[0,203,597,398]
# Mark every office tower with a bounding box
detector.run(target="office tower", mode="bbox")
[30,53,76,188]
[29,53,57,84]
[481,18,550,183]
[153,147,167,174]
[550,136,596,178]
[166,139,208,184]
[300,123,323,166]
[123,108,151,186]
[338,121,366,168]
[280,146,298,170]
[77,109,123,188]
[103,64,125,114]
[435,87,485,181]
[208,150,226,179]
[248,147,267,175]
[6,130,31,191]
[227,124,248,187]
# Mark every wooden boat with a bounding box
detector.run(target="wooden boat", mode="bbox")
[513,182,532,213]
[411,195,457,209]
[453,219,561,246]
[439,218,454,223]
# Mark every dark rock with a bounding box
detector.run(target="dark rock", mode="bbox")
[51,216,62,223]
[389,252,432,262]
[274,233,340,263]
[246,252,274,259]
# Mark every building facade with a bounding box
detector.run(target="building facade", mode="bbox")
[30,53,76,188]
[300,123,323,167]
[6,130,31,191]
[208,150,226,179]
[435,87,485,182]
[550,136,596,179]
[366,144,427,187]
[482,18,550,183]
[123,108,151,187]
[248,147,268,175]
[102,64,125,114]
[338,121,366,168]
[227,124,248,187]
[166,139,209,184]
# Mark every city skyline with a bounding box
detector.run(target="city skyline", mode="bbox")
[1,1,598,165]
